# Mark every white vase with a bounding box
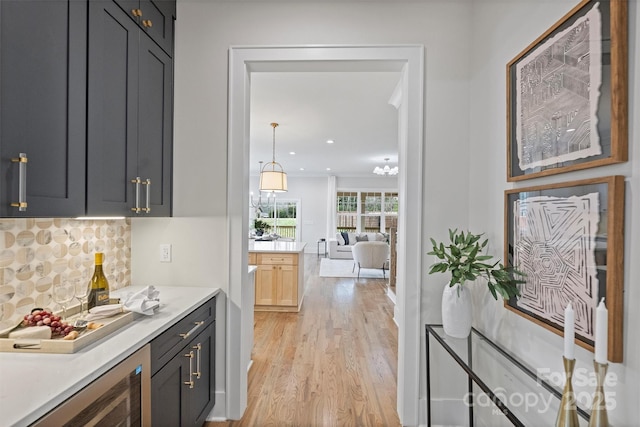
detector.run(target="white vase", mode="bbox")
[441,283,472,338]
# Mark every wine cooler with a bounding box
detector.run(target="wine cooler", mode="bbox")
[32,344,151,426]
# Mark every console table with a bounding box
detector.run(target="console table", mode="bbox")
[425,324,590,426]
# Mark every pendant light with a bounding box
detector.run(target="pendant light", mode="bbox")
[259,122,288,192]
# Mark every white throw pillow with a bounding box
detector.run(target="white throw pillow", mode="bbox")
[336,232,345,246]
[347,232,357,246]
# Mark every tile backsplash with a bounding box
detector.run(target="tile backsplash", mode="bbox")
[0,218,131,325]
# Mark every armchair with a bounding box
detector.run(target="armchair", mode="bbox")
[351,241,390,279]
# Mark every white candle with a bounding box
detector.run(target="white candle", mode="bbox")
[594,298,608,364]
[564,302,575,360]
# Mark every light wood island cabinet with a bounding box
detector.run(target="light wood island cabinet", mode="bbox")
[249,241,306,312]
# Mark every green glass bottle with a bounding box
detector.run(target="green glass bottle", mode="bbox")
[87,252,110,309]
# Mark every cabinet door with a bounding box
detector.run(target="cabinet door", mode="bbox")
[87,0,139,216]
[277,265,297,306]
[150,348,187,427]
[114,0,175,55]
[140,0,174,55]
[137,33,172,216]
[186,324,215,427]
[255,265,277,306]
[0,0,86,217]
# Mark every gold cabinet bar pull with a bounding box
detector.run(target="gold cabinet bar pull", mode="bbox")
[179,321,204,340]
[131,177,141,213]
[183,351,194,389]
[193,343,202,379]
[131,8,142,17]
[142,19,153,28]
[10,153,28,211]
[142,178,151,213]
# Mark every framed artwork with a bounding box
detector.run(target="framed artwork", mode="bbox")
[504,176,624,362]
[506,0,628,181]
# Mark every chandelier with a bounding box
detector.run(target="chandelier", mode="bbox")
[259,123,288,192]
[373,158,398,176]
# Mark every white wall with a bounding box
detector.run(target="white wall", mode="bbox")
[466,0,640,425]
[337,176,398,190]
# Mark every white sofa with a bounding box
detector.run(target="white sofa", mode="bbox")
[328,231,388,259]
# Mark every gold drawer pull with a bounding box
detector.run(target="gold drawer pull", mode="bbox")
[179,321,204,340]
[131,8,142,17]
[142,19,153,28]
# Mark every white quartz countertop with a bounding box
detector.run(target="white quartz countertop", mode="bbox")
[248,240,306,253]
[0,285,220,427]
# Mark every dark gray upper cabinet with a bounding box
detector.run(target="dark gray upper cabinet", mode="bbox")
[113,0,175,56]
[0,0,87,217]
[87,0,173,217]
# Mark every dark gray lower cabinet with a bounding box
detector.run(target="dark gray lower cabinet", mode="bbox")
[151,298,216,427]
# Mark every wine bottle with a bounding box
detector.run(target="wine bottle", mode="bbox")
[87,252,110,309]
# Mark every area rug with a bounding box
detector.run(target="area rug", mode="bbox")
[319,258,386,279]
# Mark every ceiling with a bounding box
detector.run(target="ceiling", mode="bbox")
[249,71,401,178]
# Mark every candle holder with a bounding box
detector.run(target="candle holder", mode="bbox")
[556,356,580,427]
[588,361,609,427]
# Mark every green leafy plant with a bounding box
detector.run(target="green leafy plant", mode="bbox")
[427,229,525,300]
[253,219,270,233]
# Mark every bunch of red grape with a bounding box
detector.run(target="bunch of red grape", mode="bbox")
[22,309,74,337]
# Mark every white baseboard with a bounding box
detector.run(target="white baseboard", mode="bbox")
[206,391,227,421]
[386,287,397,304]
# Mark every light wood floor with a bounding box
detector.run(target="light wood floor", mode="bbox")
[206,254,400,427]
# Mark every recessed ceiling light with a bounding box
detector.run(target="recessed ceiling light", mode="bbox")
[326,167,331,171]
[326,139,335,144]
[299,167,305,171]
[289,151,296,155]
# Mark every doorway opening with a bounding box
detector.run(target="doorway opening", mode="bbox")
[227,45,424,425]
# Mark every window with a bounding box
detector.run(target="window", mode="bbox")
[336,191,357,232]
[360,192,382,232]
[336,190,397,233]
[384,192,399,230]
[251,198,300,240]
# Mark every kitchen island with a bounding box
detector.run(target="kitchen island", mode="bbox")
[0,286,220,427]
[248,240,306,312]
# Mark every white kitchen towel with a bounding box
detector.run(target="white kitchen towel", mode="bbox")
[122,286,160,315]
[85,303,125,321]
